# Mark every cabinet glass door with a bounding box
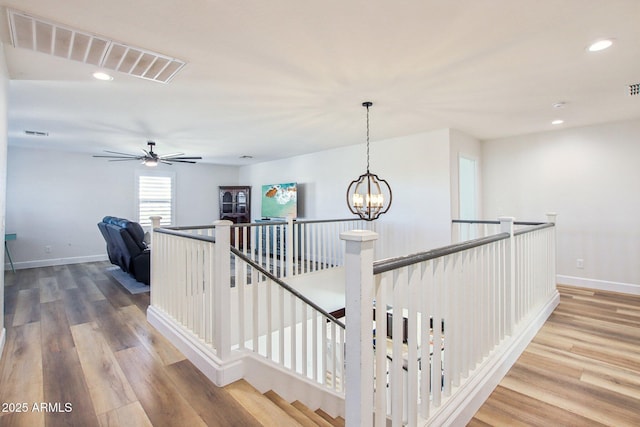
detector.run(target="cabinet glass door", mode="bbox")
[222,191,233,213]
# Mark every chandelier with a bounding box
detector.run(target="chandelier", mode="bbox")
[346,102,392,221]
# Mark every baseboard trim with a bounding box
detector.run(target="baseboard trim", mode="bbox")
[147,304,345,418]
[430,290,560,426]
[557,274,640,295]
[5,254,109,270]
[146,305,244,387]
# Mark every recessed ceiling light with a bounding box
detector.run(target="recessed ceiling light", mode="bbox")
[551,119,564,125]
[587,39,613,52]
[240,155,253,159]
[93,71,113,81]
[552,102,567,109]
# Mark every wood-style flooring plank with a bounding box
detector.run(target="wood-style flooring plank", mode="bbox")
[97,401,153,427]
[114,345,207,427]
[91,299,140,352]
[164,359,263,427]
[62,287,97,326]
[70,321,138,415]
[291,400,334,427]
[39,275,61,303]
[40,300,75,354]
[118,304,185,366]
[225,379,303,427]
[75,275,107,302]
[0,322,45,427]
[11,288,41,326]
[54,265,80,290]
[42,346,101,427]
[94,277,134,309]
[315,409,345,427]
[265,390,318,427]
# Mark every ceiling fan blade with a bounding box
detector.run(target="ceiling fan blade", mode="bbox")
[93,154,143,159]
[163,156,203,160]
[102,150,140,157]
[106,158,141,162]
[160,160,174,165]
[159,152,184,158]
[169,159,198,164]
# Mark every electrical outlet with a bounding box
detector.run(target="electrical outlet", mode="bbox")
[576,258,584,269]
[44,245,52,253]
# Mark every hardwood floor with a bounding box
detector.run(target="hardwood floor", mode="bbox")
[0,262,278,426]
[470,285,640,426]
[3,263,639,426]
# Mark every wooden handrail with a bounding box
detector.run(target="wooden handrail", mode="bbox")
[229,246,346,329]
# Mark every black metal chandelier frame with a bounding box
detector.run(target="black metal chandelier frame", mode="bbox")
[346,102,393,221]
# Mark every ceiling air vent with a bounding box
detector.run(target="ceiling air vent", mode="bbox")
[629,83,640,96]
[24,130,49,136]
[7,9,186,84]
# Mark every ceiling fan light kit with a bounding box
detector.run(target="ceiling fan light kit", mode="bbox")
[93,141,203,166]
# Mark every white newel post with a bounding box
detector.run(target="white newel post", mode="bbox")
[149,216,162,243]
[340,229,378,427]
[148,216,162,295]
[214,220,233,360]
[499,217,515,335]
[546,212,558,289]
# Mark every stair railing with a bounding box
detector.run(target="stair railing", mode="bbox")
[149,219,350,397]
[342,214,559,426]
[230,217,374,280]
[230,245,346,394]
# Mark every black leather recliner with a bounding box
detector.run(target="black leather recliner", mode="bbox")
[98,216,150,285]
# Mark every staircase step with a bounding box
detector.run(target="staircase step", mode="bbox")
[264,390,318,427]
[291,401,334,427]
[316,409,345,427]
[225,379,302,427]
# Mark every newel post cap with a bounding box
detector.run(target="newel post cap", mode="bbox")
[340,230,379,242]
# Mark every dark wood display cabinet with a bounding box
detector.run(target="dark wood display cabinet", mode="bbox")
[219,186,251,247]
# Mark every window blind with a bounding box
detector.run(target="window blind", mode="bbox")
[138,175,173,227]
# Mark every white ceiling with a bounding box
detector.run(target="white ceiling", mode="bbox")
[1,0,639,165]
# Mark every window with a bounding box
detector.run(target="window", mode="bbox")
[135,171,175,227]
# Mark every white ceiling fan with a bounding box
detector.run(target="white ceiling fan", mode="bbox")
[93,141,202,167]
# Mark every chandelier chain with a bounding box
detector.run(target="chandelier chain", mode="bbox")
[366,103,370,172]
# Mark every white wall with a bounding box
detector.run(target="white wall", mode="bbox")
[5,146,239,268]
[239,129,453,258]
[1,44,9,355]
[482,119,640,291]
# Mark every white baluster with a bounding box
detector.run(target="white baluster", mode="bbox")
[286,216,293,277]
[374,274,388,427]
